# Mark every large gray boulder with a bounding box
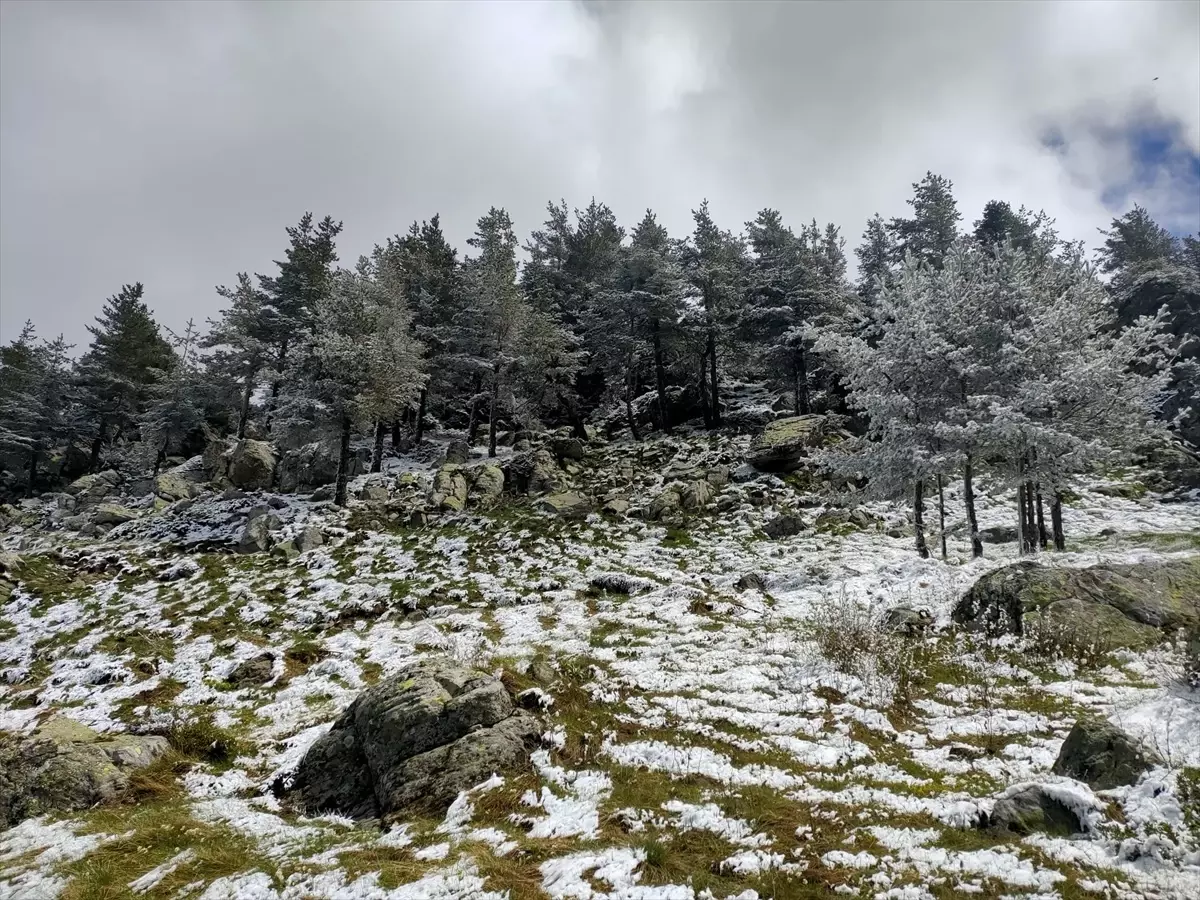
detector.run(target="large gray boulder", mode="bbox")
[277,442,369,493]
[746,414,837,473]
[952,558,1200,645]
[154,471,199,503]
[66,470,122,506]
[228,439,276,491]
[94,503,138,525]
[1051,719,1162,790]
[0,719,169,827]
[536,492,591,519]
[289,661,542,819]
[468,465,505,509]
[430,465,469,512]
[985,783,1096,837]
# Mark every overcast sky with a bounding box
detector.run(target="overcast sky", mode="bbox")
[2,0,1198,351]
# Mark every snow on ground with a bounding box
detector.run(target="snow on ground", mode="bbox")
[2,431,1199,898]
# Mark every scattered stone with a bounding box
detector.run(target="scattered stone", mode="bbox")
[589,572,653,595]
[94,503,138,525]
[358,482,390,504]
[680,479,715,510]
[296,526,325,553]
[602,497,630,517]
[237,513,280,554]
[979,525,1018,544]
[736,573,767,592]
[647,485,683,521]
[443,440,471,465]
[227,653,275,687]
[1051,719,1162,790]
[527,658,557,685]
[288,660,542,819]
[310,485,334,502]
[551,437,585,461]
[764,514,805,539]
[0,719,169,827]
[227,439,277,491]
[516,687,554,711]
[883,605,934,636]
[536,492,591,519]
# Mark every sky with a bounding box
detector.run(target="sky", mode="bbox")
[1,0,1198,351]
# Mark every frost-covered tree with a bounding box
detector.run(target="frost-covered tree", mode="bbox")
[680,200,747,428]
[0,323,72,494]
[855,213,894,309]
[74,282,175,471]
[280,254,424,505]
[140,320,210,473]
[205,273,268,439]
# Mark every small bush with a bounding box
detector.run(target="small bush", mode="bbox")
[1024,613,1108,670]
[166,716,245,764]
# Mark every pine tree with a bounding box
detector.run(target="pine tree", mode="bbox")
[205,273,269,439]
[680,200,747,428]
[140,320,210,473]
[0,323,72,494]
[256,213,343,426]
[887,172,961,270]
[75,283,175,471]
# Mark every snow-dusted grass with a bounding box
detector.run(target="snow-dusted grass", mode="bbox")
[2,432,1199,898]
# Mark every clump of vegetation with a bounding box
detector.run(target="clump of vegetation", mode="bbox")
[165,714,245,764]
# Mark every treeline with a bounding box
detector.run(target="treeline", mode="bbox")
[1,172,1196,545]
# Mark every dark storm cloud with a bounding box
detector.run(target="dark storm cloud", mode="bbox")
[2,0,1197,350]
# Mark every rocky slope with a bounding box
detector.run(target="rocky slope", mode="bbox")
[1,426,1199,900]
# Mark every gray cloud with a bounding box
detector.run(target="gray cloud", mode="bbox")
[2,0,1197,350]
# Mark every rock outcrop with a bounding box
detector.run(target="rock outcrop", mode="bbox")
[227,440,276,491]
[952,558,1199,647]
[288,661,542,819]
[746,414,836,472]
[0,719,169,827]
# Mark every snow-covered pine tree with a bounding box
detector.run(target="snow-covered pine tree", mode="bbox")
[0,323,73,494]
[139,320,211,473]
[680,200,747,428]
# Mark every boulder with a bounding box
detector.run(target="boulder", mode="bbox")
[589,572,653,595]
[979,525,1018,544]
[358,482,390,504]
[1051,719,1162,790]
[288,661,542,819]
[764,514,805,539]
[986,783,1091,836]
[202,436,236,481]
[468,465,505,509]
[443,440,471,465]
[154,471,198,503]
[66,470,122,505]
[883,605,934,636]
[277,442,367,493]
[430,465,469,512]
[536,492,591,519]
[94,503,138,525]
[647,485,683,521]
[0,719,169,827]
[237,512,280,554]
[746,414,835,473]
[952,558,1200,642]
[550,437,585,462]
[296,527,325,553]
[227,653,275,687]
[228,440,276,491]
[736,573,767,592]
[602,498,630,517]
[679,479,715,510]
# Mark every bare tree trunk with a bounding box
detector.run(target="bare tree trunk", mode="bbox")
[914,480,930,559]
[1016,482,1028,556]
[237,373,254,439]
[487,369,499,458]
[391,419,402,450]
[88,416,107,473]
[964,454,983,558]
[652,320,671,434]
[466,375,483,444]
[624,368,640,441]
[414,388,428,445]
[936,473,948,561]
[1051,491,1065,551]
[371,421,386,473]
[796,345,810,415]
[698,351,712,429]
[1034,486,1048,549]
[266,340,289,434]
[334,415,352,507]
[26,448,38,497]
[1023,478,1037,554]
[792,356,800,418]
[707,331,721,427]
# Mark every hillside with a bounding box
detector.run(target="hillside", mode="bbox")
[1,428,1199,900]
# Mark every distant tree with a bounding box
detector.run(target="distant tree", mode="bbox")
[140,319,209,473]
[74,282,174,471]
[854,213,894,308]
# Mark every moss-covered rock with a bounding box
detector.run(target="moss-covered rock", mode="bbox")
[746,414,836,472]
